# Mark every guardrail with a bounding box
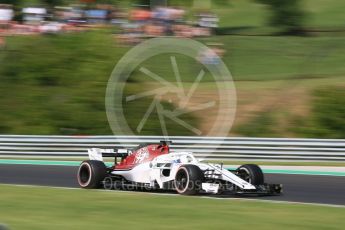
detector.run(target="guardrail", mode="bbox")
[0,135,345,162]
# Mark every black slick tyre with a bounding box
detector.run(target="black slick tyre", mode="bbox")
[77,160,107,188]
[174,165,204,195]
[236,164,264,185]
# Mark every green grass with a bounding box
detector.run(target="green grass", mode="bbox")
[1,32,345,137]
[217,35,345,81]
[0,30,203,135]
[213,0,345,29]
[233,81,345,138]
[304,0,345,27]
[124,35,345,82]
[116,35,345,82]
[0,30,121,135]
[0,184,344,230]
[214,0,269,28]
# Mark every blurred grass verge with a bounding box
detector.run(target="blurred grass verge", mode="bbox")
[0,0,345,137]
[1,30,345,137]
[291,86,345,138]
[0,184,344,230]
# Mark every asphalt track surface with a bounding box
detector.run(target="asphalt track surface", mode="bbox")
[1,164,344,206]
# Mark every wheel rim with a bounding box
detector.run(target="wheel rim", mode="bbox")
[237,168,251,183]
[78,163,92,186]
[175,168,189,193]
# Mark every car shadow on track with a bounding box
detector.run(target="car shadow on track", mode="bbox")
[101,187,281,199]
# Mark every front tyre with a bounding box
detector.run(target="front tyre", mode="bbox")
[174,165,204,195]
[77,160,107,188]
[236,164,264,185]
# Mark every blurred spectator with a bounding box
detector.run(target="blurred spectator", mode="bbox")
[10,21,37,35]
[39,21,63,34]
[115,5,218,45]
[116,22,144,45]
[130,8,151,22]
[144,24,164,37]
[54,6,87,27]
[0,4,13,32]
[0,4,13,21]
[0,3,218,44]
[110,8,127,25]
[197,12,219,28]
[198,43,225,65]
[85,9,107,24]
[22,7,47,25]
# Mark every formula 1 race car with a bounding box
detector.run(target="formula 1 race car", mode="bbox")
[77,141,282,195]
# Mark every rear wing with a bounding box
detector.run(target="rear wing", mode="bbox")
[88,148,130,162]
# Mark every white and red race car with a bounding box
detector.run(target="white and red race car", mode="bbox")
[77,141,282,195]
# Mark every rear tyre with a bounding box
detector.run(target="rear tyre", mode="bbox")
[236,164,264,185]
[77,160,107,188]
[174,165,204,195]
